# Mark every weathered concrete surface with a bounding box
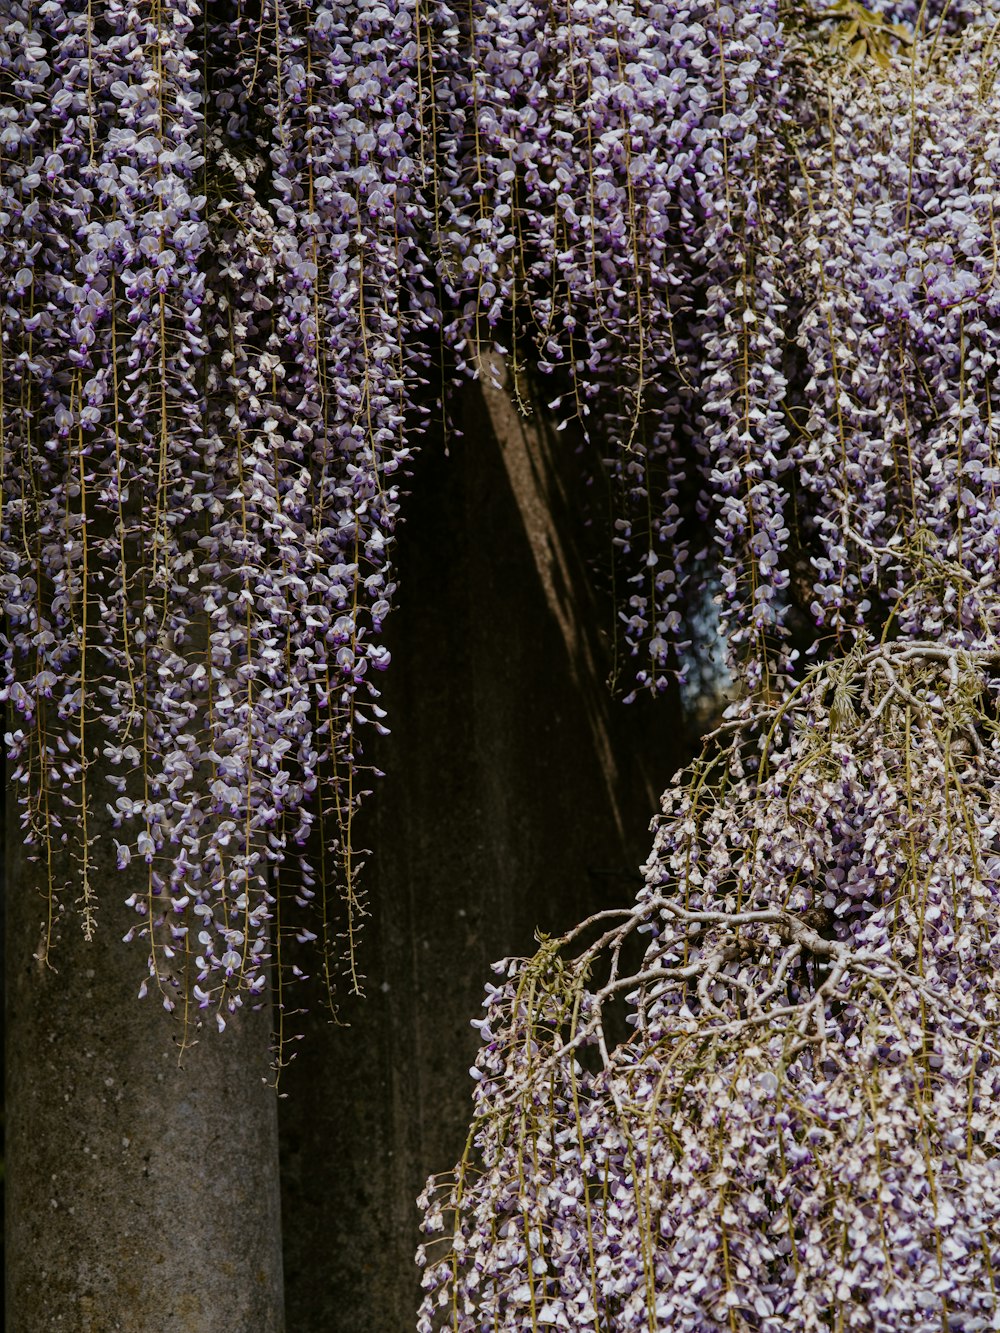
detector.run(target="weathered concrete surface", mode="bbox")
[6,804,285,1331]
[279,371,684,1331]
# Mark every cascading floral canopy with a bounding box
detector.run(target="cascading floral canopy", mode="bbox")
[0,0,788,1020]
[410,2,1000,1329]
[5,0,1000,1323]
[2,0,447,1021]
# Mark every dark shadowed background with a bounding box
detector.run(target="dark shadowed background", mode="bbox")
[279,378,688,1331]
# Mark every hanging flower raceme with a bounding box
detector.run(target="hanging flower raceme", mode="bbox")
[424,0,786,697]
[153,0,452,1015]
[783,12,1000,653]
[0,0,793,1021]
[2,0,211,955]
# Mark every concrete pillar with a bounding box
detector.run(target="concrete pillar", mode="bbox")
[6,800,285,1330]
[279,370,683,1330]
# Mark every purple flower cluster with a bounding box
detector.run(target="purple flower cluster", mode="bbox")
[0,0,444,1019]
[2,0,214,960]
[418,6,1000,1329]
[785,22,1000,651]
[4,42,1000,1321]
[426,0,784,694]
[865,1,1000,30]
[421,643,1000,1329]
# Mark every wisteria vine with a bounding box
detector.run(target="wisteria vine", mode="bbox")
[6,0,1000,1321]
[0,0,452,1029]
[420,639,1000,1329]
[0,0,792,1022]
[414,3,1000,1331]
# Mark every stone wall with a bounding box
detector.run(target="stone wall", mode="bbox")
[6,803,285,1331]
